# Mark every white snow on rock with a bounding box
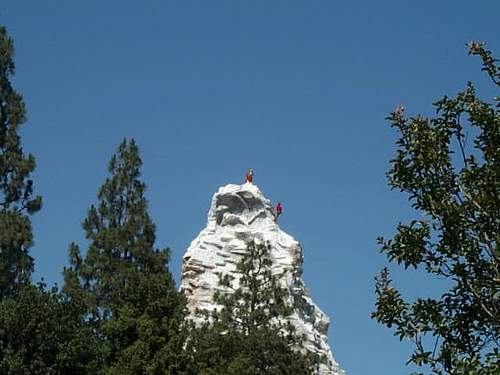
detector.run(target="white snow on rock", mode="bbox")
[181,183,345,375]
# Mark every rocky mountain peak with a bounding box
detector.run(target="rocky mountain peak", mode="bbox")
[181,183,345,375]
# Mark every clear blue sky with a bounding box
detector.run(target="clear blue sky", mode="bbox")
[2,1,499,374]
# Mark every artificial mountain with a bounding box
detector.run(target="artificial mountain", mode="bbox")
[181,183,345,375]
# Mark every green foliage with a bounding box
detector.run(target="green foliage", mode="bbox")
[64,139,187,374]
[0,26,41,297]
[373,42,499,374]
[0,25,98,375]
[187,240,321,375]
[0,282,103,375]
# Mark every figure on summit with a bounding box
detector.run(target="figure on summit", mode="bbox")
[245,169,254,184]
[274,202,283,222]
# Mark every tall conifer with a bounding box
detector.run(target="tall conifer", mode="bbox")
[0,26,41,297]
[187,241,321,374]
[64,139,187,373]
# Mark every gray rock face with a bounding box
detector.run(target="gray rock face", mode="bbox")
[181,183,345,375]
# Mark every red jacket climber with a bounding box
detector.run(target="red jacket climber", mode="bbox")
[275,202,283,222]
[245,169,254,184]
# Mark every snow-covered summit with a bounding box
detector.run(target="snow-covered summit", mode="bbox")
[181,183,345,375]
[207,183,276,228]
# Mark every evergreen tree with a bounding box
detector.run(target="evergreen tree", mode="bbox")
[0,282,103,374]
[0,25,100,375]
[187,240,321,375]
[64,139,187,374]
[0,26,41,297]
[373,43,499,374]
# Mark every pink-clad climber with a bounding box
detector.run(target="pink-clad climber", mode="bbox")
[274,202,283,222]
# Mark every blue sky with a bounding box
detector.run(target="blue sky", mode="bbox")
[2,1,499,374]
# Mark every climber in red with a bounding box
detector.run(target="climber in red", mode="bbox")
[245,169,254,184]
[274,202,283,222]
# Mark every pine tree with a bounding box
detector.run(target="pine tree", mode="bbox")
[0,25,100,375]
[0,26,41,297]
[64,139,187,374]
[0,282,104,374]
[187,240,321,375]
